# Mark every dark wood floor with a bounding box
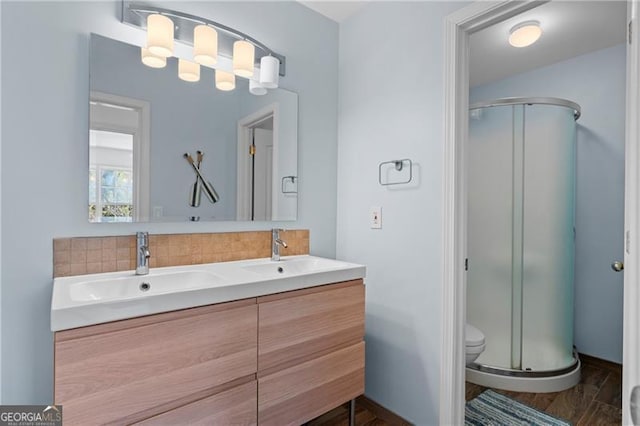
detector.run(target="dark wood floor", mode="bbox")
[306,354,620,426]
[466,354,622,425]
[306,394,415,426]
[306,401,389,426]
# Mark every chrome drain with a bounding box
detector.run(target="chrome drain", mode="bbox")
[139,282,151,292]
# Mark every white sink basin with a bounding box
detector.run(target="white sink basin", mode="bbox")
[69,270,227,302]
[51,255,365,331]
[242,256,356,277]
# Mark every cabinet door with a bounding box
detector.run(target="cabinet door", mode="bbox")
[258,342,365,426]
[135,380,257,426]
[258,280,364,374]
[54,300,257,425]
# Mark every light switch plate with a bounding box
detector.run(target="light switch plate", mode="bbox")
[370,206,382,229]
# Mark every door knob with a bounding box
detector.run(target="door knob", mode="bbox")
[611,261,624,272]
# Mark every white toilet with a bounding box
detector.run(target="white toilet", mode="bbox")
[465,324,486,366]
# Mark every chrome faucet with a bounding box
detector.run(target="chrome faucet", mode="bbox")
[136,232,151,275]
[271,228,288,261]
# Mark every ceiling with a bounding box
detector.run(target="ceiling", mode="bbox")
[298,1,367,23]
[296,1,626,87]
[470,1,627,87]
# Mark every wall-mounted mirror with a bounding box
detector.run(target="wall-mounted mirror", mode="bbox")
[89,34,298,223]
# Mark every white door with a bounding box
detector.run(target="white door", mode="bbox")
[251,128,273,221]
[623,2,640,424]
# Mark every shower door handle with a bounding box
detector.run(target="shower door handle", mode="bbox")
[611,261,624,272]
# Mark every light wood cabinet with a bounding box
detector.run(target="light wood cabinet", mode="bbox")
[54,299,257,425]
[259,343,365,426]
[257,279,365,425]
[258,280,365,374]
[53,280,365,425]
[134,380,257,426]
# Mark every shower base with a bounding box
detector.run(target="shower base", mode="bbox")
[466,356,581,393]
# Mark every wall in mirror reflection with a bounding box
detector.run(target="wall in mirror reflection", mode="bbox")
[89,34,298,223]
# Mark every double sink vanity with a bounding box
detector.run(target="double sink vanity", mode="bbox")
[51,231,366,425]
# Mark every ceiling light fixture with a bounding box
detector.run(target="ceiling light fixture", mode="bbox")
[259,55,280,89]
[215,70,236,91]
[509,20,542,48]
[146,13,174,57]
[249,79,267,96]
[140,47,166,68]
[193,25,218,67]
[124,2,286,92]
[233,40,255,78]
[178,59,200,82]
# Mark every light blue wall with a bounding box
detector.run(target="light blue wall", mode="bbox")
[470,44,626,363]
[337,2,468,424]
[1,1,338,403]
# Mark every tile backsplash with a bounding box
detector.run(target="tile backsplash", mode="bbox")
[53,230,309,278]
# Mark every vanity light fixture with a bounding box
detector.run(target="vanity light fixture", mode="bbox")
[123,1,286,92]
[216,70,235,91]
[233,40,255,77]
[259,55,280,89]
[140,47,166,68]
[178,59,200,82]
[509,20,542,48]
[193,25,218,67]
[146,13,174,57]
[249,79,267,96]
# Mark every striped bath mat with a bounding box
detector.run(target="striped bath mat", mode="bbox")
[465,389,570,426]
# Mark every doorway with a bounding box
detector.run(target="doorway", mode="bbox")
[251,121,275,221]
[466,0,626,395]
[440,1,640,425]
[89,92,150,222]
[236,105,278,221]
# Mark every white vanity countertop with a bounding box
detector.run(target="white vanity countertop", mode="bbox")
[51,255,366,331]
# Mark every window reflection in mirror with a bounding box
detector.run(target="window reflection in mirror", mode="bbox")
[89,94,149,222]
[89,130,134,222]
[89,34,298,223]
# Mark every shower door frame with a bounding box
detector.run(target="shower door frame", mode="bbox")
[440,1,640,425]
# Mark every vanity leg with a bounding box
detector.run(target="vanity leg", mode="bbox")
[349,399,356,426]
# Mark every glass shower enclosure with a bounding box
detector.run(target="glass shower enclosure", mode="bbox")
[466,97,581,392]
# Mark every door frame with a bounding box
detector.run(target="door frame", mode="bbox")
[623,1,639,424]
[236,103,279,221]
[440,1,639,424]
[89,91,151,221]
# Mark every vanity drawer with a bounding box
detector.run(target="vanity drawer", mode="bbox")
[135,380,257,426]
[54,300,257,425]
[258,341,365,426]
[257,280,365,374]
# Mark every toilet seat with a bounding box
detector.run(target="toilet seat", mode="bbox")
[465,324,486,366]
[466,324,485,347]
[466,343,486,355]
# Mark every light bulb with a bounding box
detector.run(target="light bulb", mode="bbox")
[259,55,279,89]
[178,59,200,82]
[146,14,174,57]
[249,79,267,96]
[141,47,166,68]
[193,25,218,67]
[233,40,255,78]
[216,70,235,91]
[509,21,542,48]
